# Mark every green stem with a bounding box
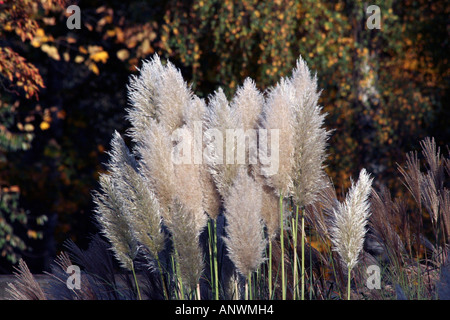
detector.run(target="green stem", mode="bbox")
[170,253,178,299]
[235,273,239,300]
[197,283,201,300]
[279,193,286,300]
[173,246,184,299]
[156,256,168,300]
[292,207,298,299]
[347,267,351,300]
[268,240,273,299]
[248,272,252,300]
[301,207,305,301]
[131,261,142,300]
[208,220,215,299]
[214,219,219,300]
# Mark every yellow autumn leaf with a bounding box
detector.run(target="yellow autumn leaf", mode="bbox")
[36,28,45,37]
[24,124,34,132]
[74,55,84,63]
[106,29,116,37]
[90,51,109,63]
[79,46,88,54]
[116,49,130,61]
[40,121,50,131]
[41,44,60,61]
[27,230,38,239]
[31,39,42,48]
[89,62,100,75]
[63,52,70,62]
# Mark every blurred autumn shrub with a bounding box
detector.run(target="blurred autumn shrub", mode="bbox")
[0,0,448,272]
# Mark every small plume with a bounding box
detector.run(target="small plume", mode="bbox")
[199,165,221,219]
[93,131,144,270]
[398,150,422,209]
[330,169,373,271]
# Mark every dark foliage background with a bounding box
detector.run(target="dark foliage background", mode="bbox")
[0,0,448,273]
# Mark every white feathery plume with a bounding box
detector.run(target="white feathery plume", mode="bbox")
[259,79,296,197]
[121,163,166,258]
[289,56,330,207]
[173,154,208,236]
[166,198,205,292]
[155,59,192,132]
[94,173,137,271]
[204,88,242,199]
[223,169,267,278]
[231,78,264,131]
[138,119,177,214]
[185,95,221,219]
[127,54,192,142]
[254,173,280,240]
[126,55,165,143]
[199,164,221,220]
[259,56,329,206]
[130,61,210,235]
[330,168,373,271]
[231,78,264,178]
[106,131,165,257]
[93,131,140,270]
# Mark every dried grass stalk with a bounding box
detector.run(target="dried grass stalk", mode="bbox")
[7,259,47,300]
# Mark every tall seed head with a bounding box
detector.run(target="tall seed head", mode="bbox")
[259,79,296,197]
[93,131,140,270]
[330,169,373,271]
[290,56,330,207]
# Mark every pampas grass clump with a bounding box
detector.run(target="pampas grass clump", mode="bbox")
[8,53,449,302]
